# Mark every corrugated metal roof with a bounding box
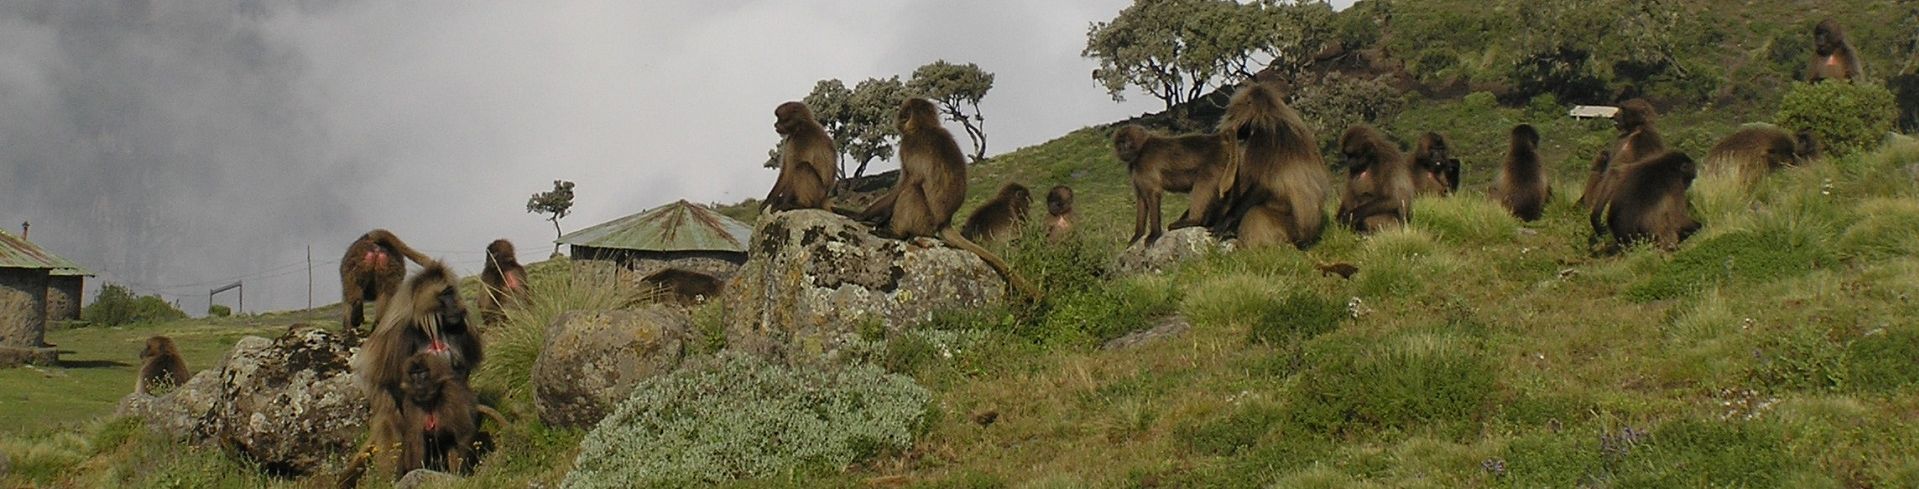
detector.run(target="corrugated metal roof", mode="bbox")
[50,267,93,277]
[1569,105,1621,119]
[0,230,81,270]
[556,200,752,253]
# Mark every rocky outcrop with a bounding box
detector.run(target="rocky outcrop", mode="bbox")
[723,209,1007,366]
[396,469,458,488]
[533,308,691,428]
[1113,227,1232,274]
[115,365,227,441]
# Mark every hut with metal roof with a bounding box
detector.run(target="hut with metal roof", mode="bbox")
[0,230,70,367]
[48,267,92,322]
[556,200,752,282]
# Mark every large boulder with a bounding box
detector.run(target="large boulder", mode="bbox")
[115,361,231,441]
[205,327,367,476]
[533,308,691,428]
[1113,227,1231,274]
[722,210,1006,366]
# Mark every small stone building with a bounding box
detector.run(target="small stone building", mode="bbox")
[0,230,73,367]
[47,267,90,322]
[557,200,751,283]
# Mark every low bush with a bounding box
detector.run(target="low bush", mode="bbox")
[1774,81,1897,157]
[81,284,186,326]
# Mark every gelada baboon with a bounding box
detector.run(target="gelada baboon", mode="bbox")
[1492,124,1552,222]
[1335,125,1416,233]
[640,268,723,306]
[1592,151,1701,250]
[339,229,433,337]
[856,98,1041,300]
[343,261,483,486]
[1808,20,1864,83]
[960,182,1032,243]
[765,101,838,212]
[340,352,507,487]
[1579,99,1665,209]
[1210,82,1332,248]
[1045,185,1075,243]
[1408,132,1462,196]
[478,239,527,326]
[1705,125,1821,178]
[135,336,189,396]
[1112,124,1234,245]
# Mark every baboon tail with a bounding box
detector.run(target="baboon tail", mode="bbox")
[938,228,1043,302]
[368,229,434,267]
[476,405,510,428]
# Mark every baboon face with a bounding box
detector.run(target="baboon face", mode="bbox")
[897,98,940,134]
[1046,186,1073,216]
[1814,20,1843,55]
[1006,186,1032,215]
[402,353,455,406]
[774,101,814,136]
[1338,127,1380,175]
[1113,125,1149,163]
[1794,130,1822,161]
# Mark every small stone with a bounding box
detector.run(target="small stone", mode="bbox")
[971,410,999,427]
[1114,227,1227,274]
[395,468,458,489]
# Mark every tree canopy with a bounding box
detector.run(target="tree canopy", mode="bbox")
[907,60,996,161]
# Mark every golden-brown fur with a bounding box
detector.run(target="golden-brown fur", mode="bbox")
[765,101,839,212]
[1112,124,1234,245]
[1335,125,1416,233]
[1210,82,1332,249]
[960,182,1033,243]
[1808,20,1864,83]
[1045,185,1075,243]
[341,261,482,487]
[136,336,189,396]
[339,229,433,338]
[1705,125,1821,180]
[1593,151,1701,250]
[1579,99,1665,210]
[478,239,527,326]
[1491,124,1552,222]
[1408,132,1461,196]
[857,98,1041,300]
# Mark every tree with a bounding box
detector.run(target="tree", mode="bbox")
[843,77,908,179]
[526,180,576,256]
[1083,0,1335,113]
[907,61,995,162]
[800,80,855,177]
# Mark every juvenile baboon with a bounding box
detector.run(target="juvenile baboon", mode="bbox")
[135,336,189,396]
[960,182,1032,243]
[478,239,527,326]
[1408,132,1462,196]
[1112,124,1235,245]
[1492,124,1552,222]
[1706,125,1821,177]
[640,268,723,306]
[344,261,483,486]
[1808,20,1864,83]
[341,352,507,487]
[1579,99,1665,210]
[1334,125,1416,233]
[856,98,1041,300]
[1045,185,1075,243]
[338,229,433,337]
[1210,82,1333,249]
[764,101,839,212]
[1593,151,1701,250]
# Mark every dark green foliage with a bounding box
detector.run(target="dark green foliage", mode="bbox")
[82,284,187,326]
[1500,431,1601,488]
[205,305,231,318]
[1846,327,1919,392]
[1627,229,1837,301]
[1775,81,1898,157]
[1039,278,1179,345]
[1176,403,1285,456]
[1288,333,1499,439]
[1246,292,1345,347]
[1746,323,1846,393]
[1508,46,1609,105]
[1611,419,1807,487]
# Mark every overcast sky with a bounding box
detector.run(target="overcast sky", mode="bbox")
[0,0,1355,314]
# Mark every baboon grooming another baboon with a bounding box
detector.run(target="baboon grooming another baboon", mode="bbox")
[478,239,527,326]
[136,336,189,395]
[1210,82,1332,249]
[1409,132,1461,196]
[1579,99,1665,210]
[1335,126,1416,233]
[343,261,484,486]
[1492,124,1552,222]
[960,182,1032,243]
[338,229,433,338]
[1112,124,1234,245]
[765,101,839,212]
[1706,125,1821,178]
[1592,151,1701,250]
[1045,185,1075,243]
[1808,20,1864,83]
[856,98,1041,300]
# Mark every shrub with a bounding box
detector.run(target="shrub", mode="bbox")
[1611,419,1807,487]
[1246,292,1345,346]
[1837,198,1919,260]
[1288,333,1498,439]
[563,352,931,488]
[1038,276,1178,345]
[206,305,231,318]
[1774,81,1897,158]
[1291,72,1406,151]
[81,284,186,326]
[1846,327,1919,392]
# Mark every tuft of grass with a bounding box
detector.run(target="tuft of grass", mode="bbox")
[1410,193,1521,246]
[1288,332,1499,439]
[1837,198,1919,260]
[473,260,653,409]
[1175,402,1285,456]
[1626,225,1837,302]
[1246,292,1346,347]
[1845,326,1919,393]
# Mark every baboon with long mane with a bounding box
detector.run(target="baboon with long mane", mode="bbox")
[1210,82,1332,249]
[1492,124,1551,222]
[339,229,433,337]
[856,98,1041,300]
[341,261,483,487]
[1112,124,1235,245]
[1705,125,1820,178]
[1335,125,1416,233]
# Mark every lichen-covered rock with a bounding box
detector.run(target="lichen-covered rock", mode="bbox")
[1114,227,1232,274]
[205,327,367,475]
[533,308,690,428]
[722,209,1005,366]
[396,468,458,488]
[115,364,229,441]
